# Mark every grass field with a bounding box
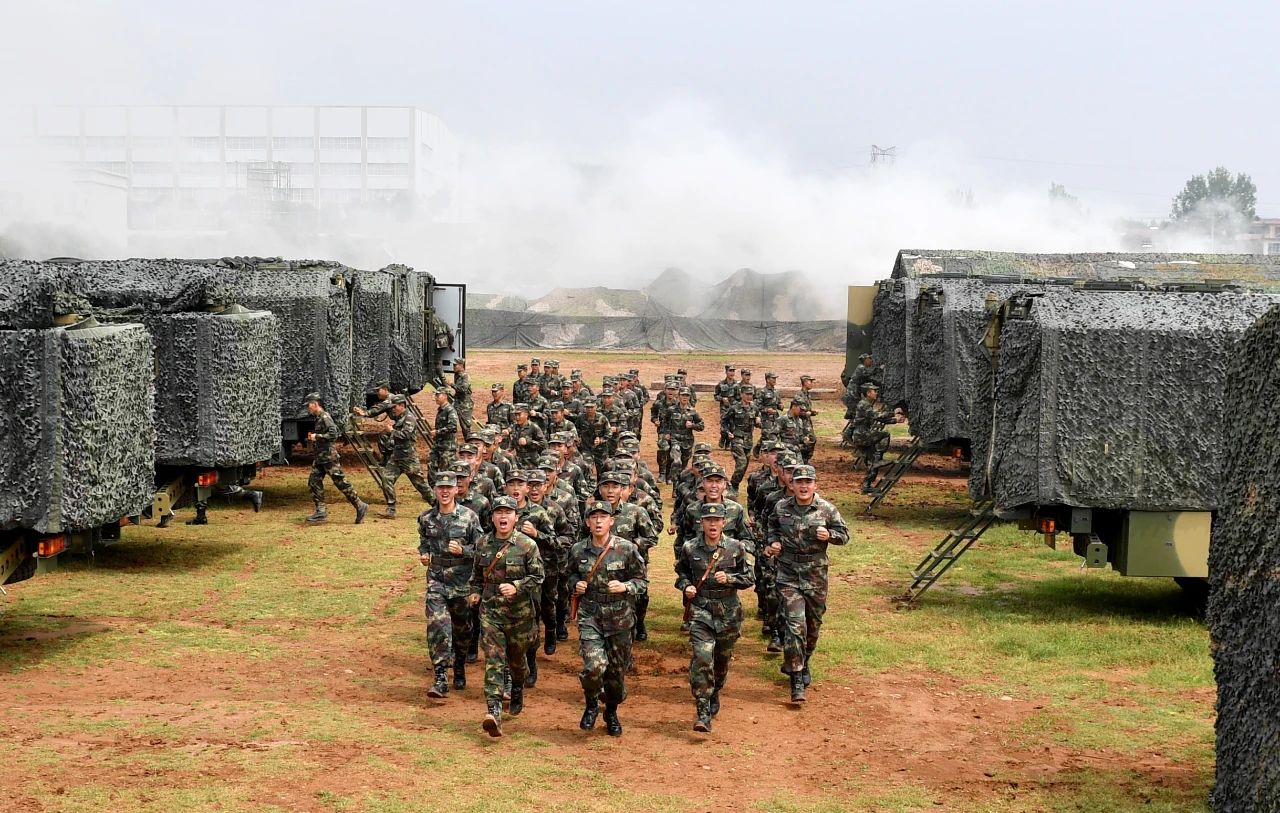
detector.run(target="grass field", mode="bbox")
[0,350,1214,812]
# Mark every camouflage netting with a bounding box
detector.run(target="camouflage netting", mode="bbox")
[969,289,1279,511]
[351,268,393,398]
[210,260,353,418]
[148,311,281,467]
[467,309,844,352]
[387,265,428,394]
[908,279,1039,444]
[0,322,155,533]
[869,279,912,408]
[1210,304,1280,812]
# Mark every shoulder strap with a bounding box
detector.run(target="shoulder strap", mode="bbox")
[693,547,724,593]
[483,539,515,582]
[583,538,615,585]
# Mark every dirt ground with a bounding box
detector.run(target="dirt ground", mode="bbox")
[0,350,1210,813]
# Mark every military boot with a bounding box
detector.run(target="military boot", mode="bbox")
[543,630,557,655]
[603,703,623,736]
[524,649,538,688]
[482,699,503,737]
[185,504,208,526]
[579,691,600,730]
[306,502,328,523]
[802,651,813,686]
[634,617,648,642]
[509,684,524,715]
[354,500,369,524]
[427,665,449,698]
[502,668,512,701]
[556,606,569,641]
[694,698,713,733]
[709,689,721,717]
[767,631,783,653]
[380,506,397,519]
[789,672,806,704]
[453,661,466,690]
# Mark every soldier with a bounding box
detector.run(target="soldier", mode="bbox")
[776,399,814,460]
[795,374,819,416]
[570,500,649,737]
[527,468,574,656]
[723,385,759,494]
[418,471,485,698]
[559,382,582,421]
[508,404,548,468]
[487,383,513,432]
[616,378,641,436]
[764,465,849,703]
[452,357,474,435]
[379,395,435,518]
[756,371,783,454]
[714,364,740,449]
[852,382,900,492]
[650,379,679,480]
[571,369,594,398]
[351,383,395,461]
[502,470,556,688]
[454,461,492,531]
[546,400,579,443]
[429,386,460,476]
[599,389,626,456]
[660,388,706,483]
[575,398,612,477]
[525,382,550,432]
[737,369,754,401]
[528,357,544,393]
[543,359,565,395]
[429,312,454,387]
[678,502,754,732]
[597,470,658,640]
[304,393,369,524]
[851,353,883,393]
[629,370,649,439]
[512,364,531,405]
[749,442,786,650]
[469,495,543,737]
[537,453,582,643]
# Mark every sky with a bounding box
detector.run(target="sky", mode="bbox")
[0,1,1275,295]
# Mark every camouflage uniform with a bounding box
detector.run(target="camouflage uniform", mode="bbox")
[722,400,759,490]
[747,466,782,629]
[362,394,397,460]
[776,412,810,458]
[512,372,531,405]
[677,498,754,559]
[570,533,648,707]
[575,410,612,475]
[308,408,362,508]
[419,504,485,672]
[766,490,850,676]
[459,484,492,532]
[531,493,574,645]
[714,376,740,448]
[600,398,627,456]
[509,420,547,468]
[453,368,474,435]
[381,408,434,511]
[756,385,783,452]
[851,396,893,477]
[431,399,460,475]
[471,529,543,703]
[487,399,513,431]
[526,392,550,432]
[659,403,705,480]
[677,532,754,702]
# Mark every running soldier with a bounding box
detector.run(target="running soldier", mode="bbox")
[469,495,544,737]
[379,394,434,518]
[852,382,899,493]
[755,371,783,454]
[508,404,548,468]
[351,383,395,461]
[429,386,460,476]
[677,502,754,732]
[487,384,513,432]
[453,358,474,435]
[575,398,612,477]
[722,385,759,494]
[714,364,740,449]
[570,500,649,737]
[419,472,484,698]
[304,393,369,524]
[763,465,849,703]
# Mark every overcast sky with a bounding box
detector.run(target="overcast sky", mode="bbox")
[2,1,1276,290]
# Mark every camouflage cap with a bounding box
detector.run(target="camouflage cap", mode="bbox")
[601,470,631,485]
[458,443,479,455]
[765,371,777,379]
[530,357,541,364]
[583,398,598,408]
[479,428,498,444]
[549,432,571,444]
[527,380,541,389]
[451,462,471,477]
[791,465,817,480]
[701,465,728,479]
[694,456,717,470]
[700,502,728,520]
[601,388,615,397]
[693,442,713,454]
[800,375,816,382]
[517,363,528,371]
[304,392,323,404]
[491,383,503,391]
[560,382,573,390]
[433,472,458,487]
[585,500,613,517]
[491,495,518,512]
[664,380,678,389]
[525,469,546,484]
[613,447,635,458]
[536,455,559,470]
[389,394,408,405]
[724,364,736,371]
[454,357,466,367]
[628,368,640,375]
[677,368,688,375]
[571,371,583,380]
[859,353,873,361]
[504,469,528,482]
[760,439,781,452]
[617,430,638,441]
[435,385,455,398]
[465,432,485,443]
[860,382,879,392]
[778,452,801,468]
[546,359,559,367]
[739,385,755,397]
[740,369,752,376]
[678,387,691,396]
[513,402,530,413]
[549,400,564,410]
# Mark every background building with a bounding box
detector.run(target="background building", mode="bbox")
[2,105,461,234]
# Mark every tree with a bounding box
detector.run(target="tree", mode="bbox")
[1171,167,1256,221]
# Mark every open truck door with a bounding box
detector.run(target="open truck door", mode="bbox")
[431,282,466,375]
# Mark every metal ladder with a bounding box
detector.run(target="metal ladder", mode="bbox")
[404,400,436,450]
[900,501,997,603]
[864,436,926,513]
[343,415,391,496]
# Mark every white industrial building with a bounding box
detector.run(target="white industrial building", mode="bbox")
[2,105,462,231]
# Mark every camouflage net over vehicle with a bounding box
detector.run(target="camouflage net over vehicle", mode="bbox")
[0,322,154,533]
[969,289,1279,512]
[1210,303,1280,812]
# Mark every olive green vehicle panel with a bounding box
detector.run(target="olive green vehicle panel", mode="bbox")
[845,284,878,378]
[1115,511,1211,578]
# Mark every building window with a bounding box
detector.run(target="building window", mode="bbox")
[178,162,223,177]
[319,162,361,176]
[132,161,173,175]
[184,136,221,149]
[319,136,361,150]
[225,136,267,150]
[366,162,409,176]
[90,161,127,174]
[290,162,315,175]
[273,136,314,150]
[367,137,408,151]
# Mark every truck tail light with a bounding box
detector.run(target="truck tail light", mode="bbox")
[196,471,218,488]
[37,535,67,558]
[1038,518,1056,534]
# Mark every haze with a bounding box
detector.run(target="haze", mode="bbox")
[1,1,1274,304]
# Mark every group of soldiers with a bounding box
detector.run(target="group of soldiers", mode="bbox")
[301,358,850,737]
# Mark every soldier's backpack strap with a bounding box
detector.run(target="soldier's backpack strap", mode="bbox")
[570,538,615,620]
[483,540,514,583]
